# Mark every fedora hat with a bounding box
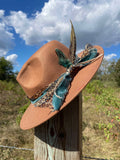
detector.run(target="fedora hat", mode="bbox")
[17,22,104,130]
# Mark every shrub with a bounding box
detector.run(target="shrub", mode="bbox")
[114,59,120,86]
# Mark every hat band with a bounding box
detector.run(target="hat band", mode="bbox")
[29,47,103,111]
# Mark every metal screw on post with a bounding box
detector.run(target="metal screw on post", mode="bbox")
[34,92,82,160]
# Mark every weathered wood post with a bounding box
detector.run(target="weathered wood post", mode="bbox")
[34,92,82,160]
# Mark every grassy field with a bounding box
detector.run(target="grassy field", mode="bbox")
[82,80,120,159]
[0,80,120,160]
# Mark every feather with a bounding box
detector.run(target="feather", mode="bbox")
[69,20,76,64]
[55,49,72,68]
[85,43,93,50]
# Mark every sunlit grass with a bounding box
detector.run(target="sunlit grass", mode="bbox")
[0,80,120,159]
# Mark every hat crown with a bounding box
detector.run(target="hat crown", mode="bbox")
[17,40,70,98]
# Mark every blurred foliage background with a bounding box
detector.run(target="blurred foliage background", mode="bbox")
[0,56,120,160]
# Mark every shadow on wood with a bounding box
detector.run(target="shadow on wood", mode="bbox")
[34,93,82,160]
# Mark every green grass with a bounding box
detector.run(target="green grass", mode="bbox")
[0,80,120,160]
[0,80,33,160]
[83,80,120,142]
[82,80,120,159]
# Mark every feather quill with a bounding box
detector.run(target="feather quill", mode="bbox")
[69,20,76,64]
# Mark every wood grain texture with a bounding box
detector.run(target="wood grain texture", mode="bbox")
[34,93,82,160]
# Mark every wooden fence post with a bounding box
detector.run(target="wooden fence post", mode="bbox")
[34,92,82,160]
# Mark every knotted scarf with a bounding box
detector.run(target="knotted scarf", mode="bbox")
[30,47,99,111]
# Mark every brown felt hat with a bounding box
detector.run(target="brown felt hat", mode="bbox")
[17,40,104,130]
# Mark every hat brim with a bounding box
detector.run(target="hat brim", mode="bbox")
[20,45,104,130]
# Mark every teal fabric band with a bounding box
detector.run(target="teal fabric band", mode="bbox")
[52,72,72,110]
[30,48,98,111]
[31,87,49,104]
[78,48,98,64]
